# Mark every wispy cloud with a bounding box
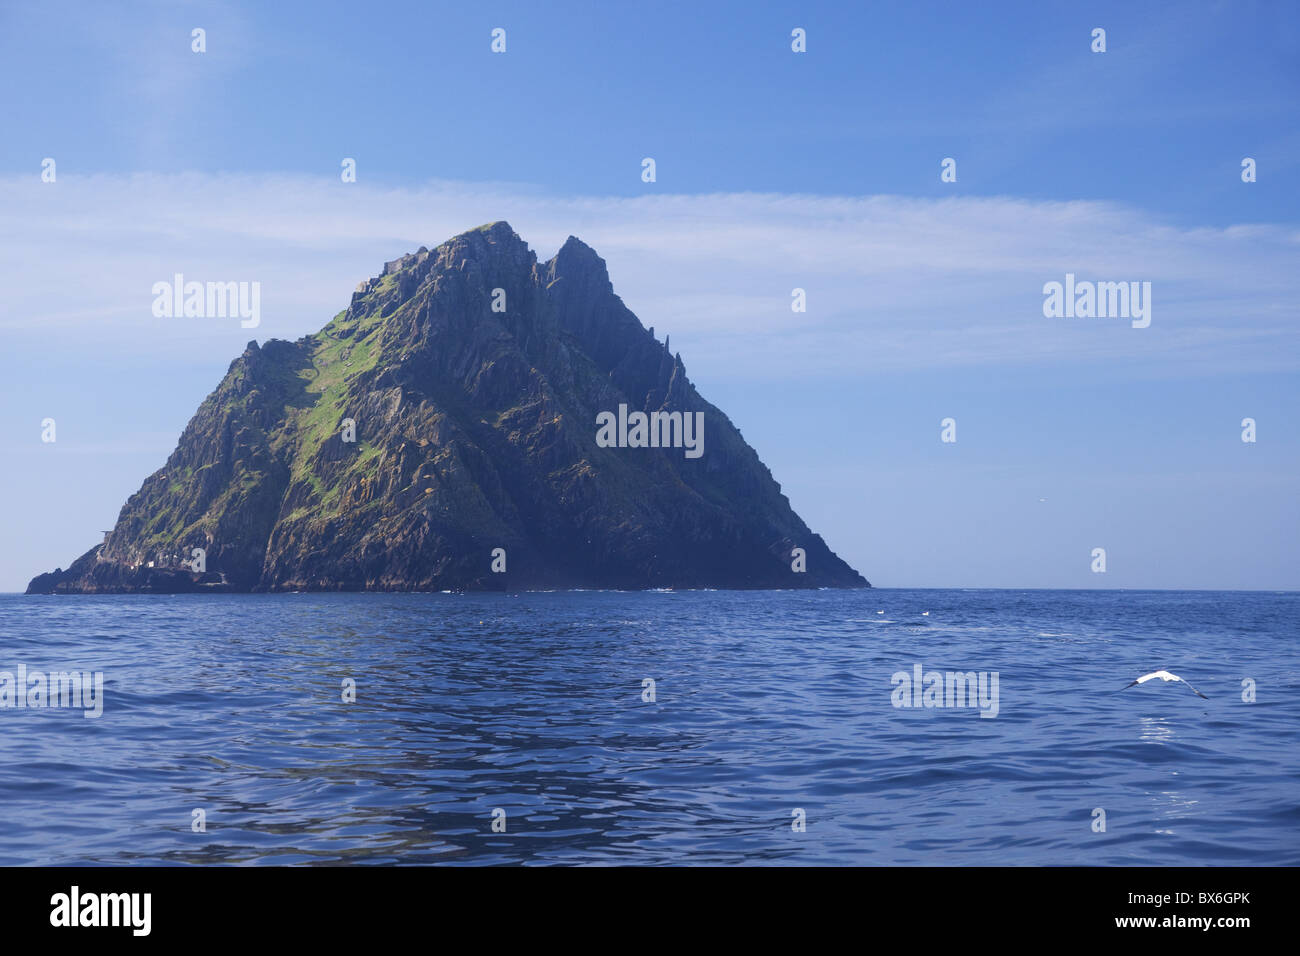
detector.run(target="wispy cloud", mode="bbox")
[1,173,1295,382]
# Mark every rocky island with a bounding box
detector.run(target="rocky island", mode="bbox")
[28,223,868,593]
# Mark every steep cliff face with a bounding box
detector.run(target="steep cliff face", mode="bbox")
[27,222,869,593]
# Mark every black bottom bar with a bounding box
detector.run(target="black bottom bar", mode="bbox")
[0,865,1273,942]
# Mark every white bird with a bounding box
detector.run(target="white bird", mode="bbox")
[877,610,884,614]
[921,611,930,616]
[1121,670,1208,699]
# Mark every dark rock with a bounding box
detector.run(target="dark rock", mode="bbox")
[28,223,868,593]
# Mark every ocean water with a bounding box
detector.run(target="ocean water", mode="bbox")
[0,588,1295,866]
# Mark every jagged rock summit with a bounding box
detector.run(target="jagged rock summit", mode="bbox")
[28,223,868,593]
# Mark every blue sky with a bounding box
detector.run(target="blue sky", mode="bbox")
[1,0,1297,590]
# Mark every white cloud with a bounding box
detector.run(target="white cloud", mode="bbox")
[0,173,1295,382]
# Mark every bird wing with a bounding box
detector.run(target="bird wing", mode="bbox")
[1120,673,1209,698]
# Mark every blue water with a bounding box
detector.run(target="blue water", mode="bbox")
[0,589,1295,865]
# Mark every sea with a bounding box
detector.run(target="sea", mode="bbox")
[0,588,1295,865]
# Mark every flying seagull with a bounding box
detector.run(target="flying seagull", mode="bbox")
[1121,670,1208,699]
